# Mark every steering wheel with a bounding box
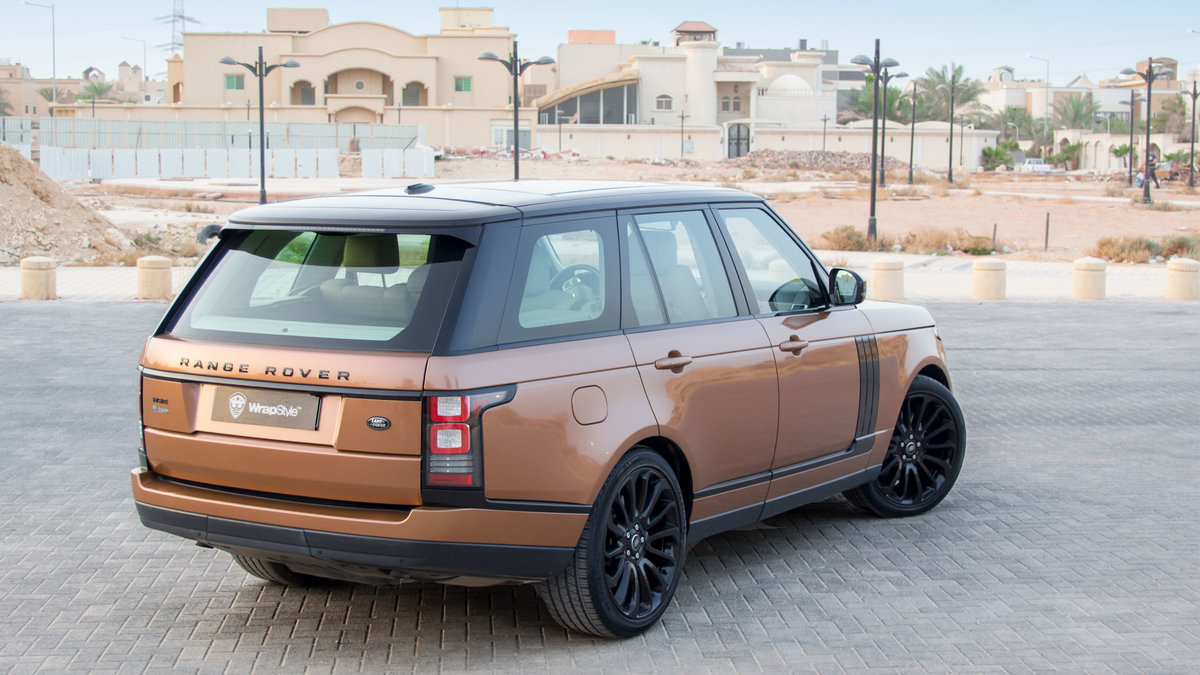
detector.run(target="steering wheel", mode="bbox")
[549,264,602,311]
[550,264,602,294]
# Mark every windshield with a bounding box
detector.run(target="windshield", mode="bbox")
[169,229,470,351]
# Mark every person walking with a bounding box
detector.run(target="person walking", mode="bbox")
[1147,149,1161,188]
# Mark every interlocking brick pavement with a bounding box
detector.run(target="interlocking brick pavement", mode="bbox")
[0,300,1197,672]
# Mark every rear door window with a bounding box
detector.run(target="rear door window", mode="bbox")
[625,210,737,325]
[170,230,470,351]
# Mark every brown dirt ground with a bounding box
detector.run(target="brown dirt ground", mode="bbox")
[437,157,1199,261]
[22,153,1195,266]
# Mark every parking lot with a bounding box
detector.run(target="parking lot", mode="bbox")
[1,299,1197,672]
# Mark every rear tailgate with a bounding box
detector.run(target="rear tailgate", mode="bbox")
[140,336,426,506]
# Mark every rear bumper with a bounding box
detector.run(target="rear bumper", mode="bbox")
[131,469,583,581]
[136,502,573,581]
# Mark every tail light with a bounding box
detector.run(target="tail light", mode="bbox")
[137,374,149,470]
[424,387,513,489]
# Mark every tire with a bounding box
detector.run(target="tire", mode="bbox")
[536,448,687,638]
[231,553,325,586]
[845,375,966,517]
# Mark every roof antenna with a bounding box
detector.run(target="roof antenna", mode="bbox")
[405,183,435,194]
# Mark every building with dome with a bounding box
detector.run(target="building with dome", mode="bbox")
[534,22,997,167]
[537,24,840,159]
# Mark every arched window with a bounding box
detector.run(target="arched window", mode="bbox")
[655,94,673,111]
[732,96,742,113]
[721,96,730,112]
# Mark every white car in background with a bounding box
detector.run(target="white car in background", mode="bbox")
[1020,158,1052,174]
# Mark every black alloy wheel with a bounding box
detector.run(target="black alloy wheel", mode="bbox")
[846,375,965,517]
[601,463,684,620]
[537,448,686,638]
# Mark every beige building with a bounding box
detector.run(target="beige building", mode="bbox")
[138,7,549,148]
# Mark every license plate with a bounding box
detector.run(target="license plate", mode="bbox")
[211,386,320,430]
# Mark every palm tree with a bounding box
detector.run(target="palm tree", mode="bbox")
[37,87,66,103]
[0,88,13,116]
[78,80,115,102]
[848,77,908,122]
[915,64,985,121]
[988,107,1033,141]
[1054,93,1101,130]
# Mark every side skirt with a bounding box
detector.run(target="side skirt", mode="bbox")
[688,462,882,543]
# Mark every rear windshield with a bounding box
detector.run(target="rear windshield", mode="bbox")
[169,229,470,351]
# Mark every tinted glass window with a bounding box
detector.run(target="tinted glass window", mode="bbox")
[170,230,468,351]
[500,219,618,343]
[624,220,666,327]
[630,211,736,324]
[720,208,824,312]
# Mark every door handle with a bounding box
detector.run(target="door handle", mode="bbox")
[654,350,693,373]
[778,336,809,354]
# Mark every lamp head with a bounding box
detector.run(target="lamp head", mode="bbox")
[1120,68,1136,75]
[282,60,300,68]
[533,56,556,66]
[936,84,949,92]
[218,57,238,65]
[881,58,900,68]
[850,55,872,67]
[893,71,908,79]
[478,52,502,62]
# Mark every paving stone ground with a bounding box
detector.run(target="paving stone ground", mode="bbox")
[0,300,1197,673]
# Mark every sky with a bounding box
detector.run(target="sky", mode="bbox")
[3,0,1198,86]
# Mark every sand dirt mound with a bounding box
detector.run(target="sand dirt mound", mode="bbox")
[0,143,123,265]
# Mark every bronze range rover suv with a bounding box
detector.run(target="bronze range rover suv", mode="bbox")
[133,181,965,638]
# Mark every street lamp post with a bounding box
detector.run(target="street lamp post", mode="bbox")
[1123,91,1143,186]
[1122,58,1175,204]
[937,76,958,183]
[478,40,555,181]
[218,46,299,204]
[24,0,55,115]
[1028,54,1051,150]
[878,68,907,187]
[122,36,148,100]
[821,114,830,152]
[1186,81,1198,188]
[851,40,899,241]
[906,85,924,185]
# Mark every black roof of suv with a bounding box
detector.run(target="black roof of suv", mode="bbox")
[223,181,763,230]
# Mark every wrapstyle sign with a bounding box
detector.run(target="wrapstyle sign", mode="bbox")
[210,386,320,430]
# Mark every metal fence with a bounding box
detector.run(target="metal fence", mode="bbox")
[0,117,33,145]
[37,146,437,181]
[38,118,424,152]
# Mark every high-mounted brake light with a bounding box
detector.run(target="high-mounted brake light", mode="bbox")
[423,388,513,491]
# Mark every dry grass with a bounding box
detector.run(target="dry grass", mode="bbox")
[1090,236,1163,263]
[817,225,896,251]
[901,227,996,255]
[1151,200,1182,212]
[886,186,923,198]
[1162,235,1200,259]
[1104,183,1130,198]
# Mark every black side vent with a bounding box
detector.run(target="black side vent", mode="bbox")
[854,336,880,439]
[405,183,435,195]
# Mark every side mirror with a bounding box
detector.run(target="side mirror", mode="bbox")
[829,268,865,306]
[197,224,222,243]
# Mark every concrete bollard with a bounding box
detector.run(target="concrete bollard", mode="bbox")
[137,255,173,300]
[972,259,1007,300]
[1073,257,1107,300]
[1165,258,1200,301]
[20,256,57,300]
[869,259,904,301]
